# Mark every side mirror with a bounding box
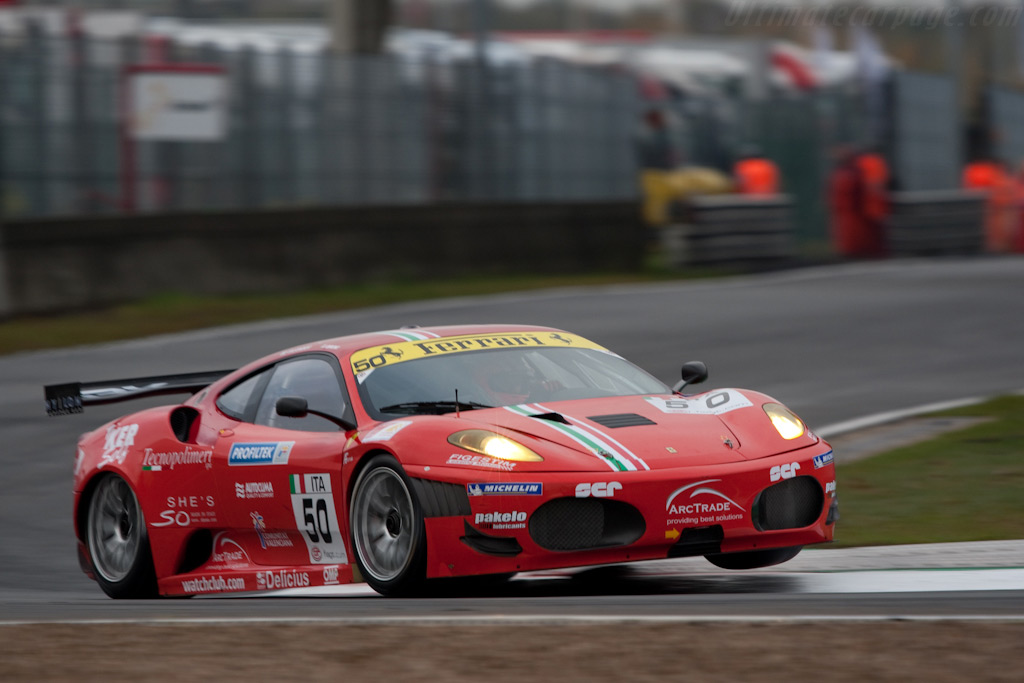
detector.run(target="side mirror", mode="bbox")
[275,396,355,431]
[673,361,708,393]
[275,396,309,418]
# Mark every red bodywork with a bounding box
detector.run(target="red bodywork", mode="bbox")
[70,325,836,596]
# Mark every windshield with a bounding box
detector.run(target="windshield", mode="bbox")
[356,347,668,419]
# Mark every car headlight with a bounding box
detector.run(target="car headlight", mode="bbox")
[763,403,805,440]
[448,430,544,462]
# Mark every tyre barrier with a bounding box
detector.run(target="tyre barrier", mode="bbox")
[661,194,797,268]
[886,191,986,256]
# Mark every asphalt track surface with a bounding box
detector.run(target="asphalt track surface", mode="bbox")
[2,257,1024,622]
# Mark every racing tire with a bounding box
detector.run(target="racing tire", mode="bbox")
[350,454,428,597]
[704,545,803,570]
[86,474,158,599]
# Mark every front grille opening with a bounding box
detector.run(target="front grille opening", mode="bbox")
[667,525,724,558]
[529,498,645,552]
[461,521,523,557]
[753,476,824,531]
[410,478,471,517]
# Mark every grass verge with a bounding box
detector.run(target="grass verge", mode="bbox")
[833,395,1024,547]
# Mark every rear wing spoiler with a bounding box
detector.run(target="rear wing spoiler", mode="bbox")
[44,370,234,416]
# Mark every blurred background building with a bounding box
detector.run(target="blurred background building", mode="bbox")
[2,0,1024,249]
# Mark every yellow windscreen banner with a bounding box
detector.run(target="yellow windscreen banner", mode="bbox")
[350,332,607,375]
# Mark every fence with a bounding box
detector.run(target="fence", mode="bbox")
[989,85,1024,170]
[0,29,640,219]
[889,71,960,192]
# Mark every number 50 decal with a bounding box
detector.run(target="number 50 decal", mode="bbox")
[302,498,333,543]
[290,473,348,565]
[645,392,753,416]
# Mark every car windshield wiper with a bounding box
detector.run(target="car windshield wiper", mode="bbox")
[377,400,494,415]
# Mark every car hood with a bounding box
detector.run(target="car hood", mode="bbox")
[459,392,818,471]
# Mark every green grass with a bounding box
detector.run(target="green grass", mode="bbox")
[0,268,726,356]
[833,395,1024,547]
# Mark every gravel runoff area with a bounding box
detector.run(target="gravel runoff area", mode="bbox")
[3,621,1024,682]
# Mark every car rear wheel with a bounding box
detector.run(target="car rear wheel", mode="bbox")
[350,454,427,597]
[704,545,802,570]
[86,474,158,598]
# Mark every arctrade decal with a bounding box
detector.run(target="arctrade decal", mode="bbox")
[467,482,542,496]
[142,445,213,471]
[290,473,348,565]
[209,534,251,568]
[665,479,746,527]
[228,441,294,466]
[351,332,606,376]
[644,391,753,416]
[814,451,835,469]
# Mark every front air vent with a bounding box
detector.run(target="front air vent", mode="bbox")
[587,413,656,428]
[753,476,824,531]
[410,478,471,517]
[170,406,200,443]
[529,498,645,551]
[461,521,523,557]
[667,525,724,558]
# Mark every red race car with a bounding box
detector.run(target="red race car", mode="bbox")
[46,324,837,598]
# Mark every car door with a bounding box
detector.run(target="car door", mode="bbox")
[212,354,354,573]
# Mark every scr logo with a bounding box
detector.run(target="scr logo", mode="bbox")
[770,462,800,482]
[575,481,622,498]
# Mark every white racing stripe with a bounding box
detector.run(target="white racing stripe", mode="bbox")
[532,402,651,471]
[505,404,635,471]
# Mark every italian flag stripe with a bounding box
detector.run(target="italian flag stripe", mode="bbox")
[506,405,629,472]
[290,474,302,494]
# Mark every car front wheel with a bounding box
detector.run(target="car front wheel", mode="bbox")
[349,454,427,596]
[86,474,158,598]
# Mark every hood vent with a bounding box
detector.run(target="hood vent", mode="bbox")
[587,413,657,428]
[530,412,571,424]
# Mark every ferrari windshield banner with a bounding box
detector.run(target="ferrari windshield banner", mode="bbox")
[350,332,607,376]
